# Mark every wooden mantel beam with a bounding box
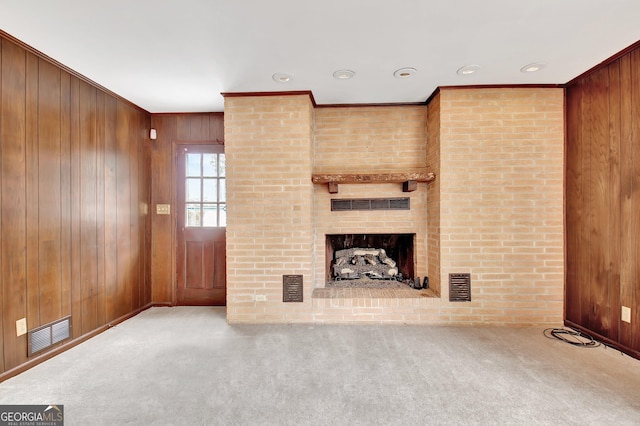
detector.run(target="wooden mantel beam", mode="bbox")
[312,172,436,193]
[311,172,435,184]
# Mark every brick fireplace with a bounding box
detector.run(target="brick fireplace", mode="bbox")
[223,88,565,325]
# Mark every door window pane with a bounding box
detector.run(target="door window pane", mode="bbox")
[186,179,201,202]
[203,153,217,177]
[219,204,227,227]
[186,204,201,227]
[219,154,226,177]
[219,178,226,202]
[202,178,218,202]
[202,204,218,227]
[186,153,201,177]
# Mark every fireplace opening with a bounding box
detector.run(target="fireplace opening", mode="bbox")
[325,234,415,288]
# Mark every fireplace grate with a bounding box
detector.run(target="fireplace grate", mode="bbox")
[331,198,410,211]
[449,273,471,302]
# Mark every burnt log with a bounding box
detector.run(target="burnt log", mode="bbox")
[364,254,377,265]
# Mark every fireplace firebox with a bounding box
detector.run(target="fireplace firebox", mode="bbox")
[325,234,415,287]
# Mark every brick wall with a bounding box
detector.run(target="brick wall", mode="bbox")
[314,106,428,174]
[437,87,564,324]
[223,88,564,325]
[427,93,441,295]
[224,94,315,322]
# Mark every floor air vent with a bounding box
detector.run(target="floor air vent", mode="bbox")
[28,316,72,356]
[449,273,471,302]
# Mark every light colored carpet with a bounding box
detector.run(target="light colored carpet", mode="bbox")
[1,306,639,425]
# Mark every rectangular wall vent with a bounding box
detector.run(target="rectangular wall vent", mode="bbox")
[449,273,471,302]
[331,198,410,211]
[28,316,72,356]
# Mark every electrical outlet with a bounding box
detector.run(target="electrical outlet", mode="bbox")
[621,306,631,323]
[16,318,27,337]
[255,294,267,302]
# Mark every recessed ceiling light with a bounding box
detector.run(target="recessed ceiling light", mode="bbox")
[521,63,546,73]
[457,65,481,76]
[272,72,292,83]
[333,69,355,79]
[394,67,417,78]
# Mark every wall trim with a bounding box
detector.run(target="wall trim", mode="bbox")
[565,320,640,361]
[221,90,317,107]
[426,84,563,108]
[0,30,149,115]
[0,303,163,383]
[565,39,640,87]
[316,102,426,108]
[425,88,441,106]
[222,86,563,111]
[438,84,563,91]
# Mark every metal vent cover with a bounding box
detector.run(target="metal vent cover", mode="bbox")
[28,316,72,356]
[449,273,471,302]
[30,328,52,354]
[331,198,410,211]
[52,318,71,344]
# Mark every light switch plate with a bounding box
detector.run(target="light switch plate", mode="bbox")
[16,318,27,336]
[156,204,170,215]
[621,306,631,323]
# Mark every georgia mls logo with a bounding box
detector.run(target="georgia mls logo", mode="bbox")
[0,404,64,426]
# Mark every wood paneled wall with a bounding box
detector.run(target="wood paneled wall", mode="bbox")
[0,35,152,375]
[150,113,223,304]
[566,44,640,357]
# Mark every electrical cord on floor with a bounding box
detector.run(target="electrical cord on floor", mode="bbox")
[543,327,601,348]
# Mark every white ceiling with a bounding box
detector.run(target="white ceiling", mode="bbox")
[1,0,639,113]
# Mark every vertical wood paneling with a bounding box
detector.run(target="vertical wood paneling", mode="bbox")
[25,53,39,331]
[190,115,209,140]
[38,59,63,325]
[1,40,28,369]
[79,81,98,335]
[608,59,621,341]
[104,96,118,321]
[150,114,225,305]
[59,70,72,320]
[631,49,640,350]
[579,79,593,328]
[116,101,132,318]
[565,81,584,324]
[0,38,5,373]
[176,115,193,140]
[142,113,152,306]
[150,115,176,303]
[142,111,152,305]
[209,113,224,141]
[618,48,633,348]
[587,69,611,336]
[69,76,82,339]
[130,108,140,309]
[566,42,640,357]
[0,34,152,376]
[95,90,106,326]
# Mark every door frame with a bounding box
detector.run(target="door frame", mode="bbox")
[170,139,225,306]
